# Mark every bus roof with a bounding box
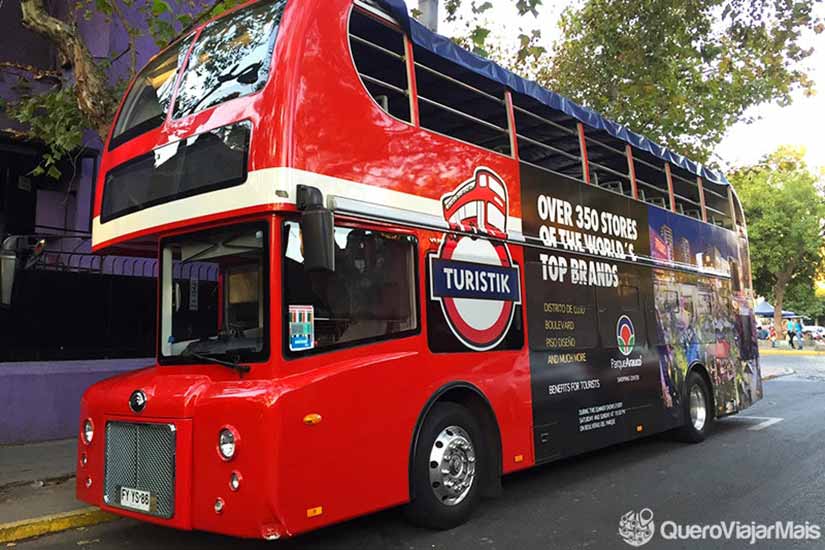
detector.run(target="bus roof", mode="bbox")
[375,0,730,187]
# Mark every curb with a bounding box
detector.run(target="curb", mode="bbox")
[760,349,825,356]
[0,507,117,544]
[762,368,795,381]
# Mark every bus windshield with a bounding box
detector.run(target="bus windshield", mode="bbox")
[110,34,193,146]
[173,0,287,119]
[159,224,268,364]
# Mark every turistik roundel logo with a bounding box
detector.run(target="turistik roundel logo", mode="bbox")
[617,315,636,356]
[429,168,521,351]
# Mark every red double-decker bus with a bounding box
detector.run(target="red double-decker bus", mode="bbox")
[76,0,762,539]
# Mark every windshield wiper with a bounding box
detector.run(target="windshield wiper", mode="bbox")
[182,349,251,375]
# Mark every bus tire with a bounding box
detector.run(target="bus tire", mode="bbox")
[404,402,483,529]
[676,370,712,443]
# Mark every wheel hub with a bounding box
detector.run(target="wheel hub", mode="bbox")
[689,384,707,431]
[429,425,476,506]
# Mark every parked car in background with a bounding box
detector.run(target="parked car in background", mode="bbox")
[802,325,825,340]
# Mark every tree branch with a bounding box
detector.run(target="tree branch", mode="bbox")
[108,0,137,76]
[20,0,115,141]
[0,61,61,81]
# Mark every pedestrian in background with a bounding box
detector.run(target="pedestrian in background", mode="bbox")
[769,325,777,348]
[787,319,795,349]
[795,319,804,350]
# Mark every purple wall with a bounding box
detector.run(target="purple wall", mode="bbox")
[0,359,154,444]
[0,2,207,445]
[1,0,211,235]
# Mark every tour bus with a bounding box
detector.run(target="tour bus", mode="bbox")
[76,0,762,540]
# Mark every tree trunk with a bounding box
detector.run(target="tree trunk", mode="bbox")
[773,272,791,336]
[20,0,114,141]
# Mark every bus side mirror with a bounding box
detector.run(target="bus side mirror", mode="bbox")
[297,185,335,272]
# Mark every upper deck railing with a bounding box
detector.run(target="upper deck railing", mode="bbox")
[351,0,742,232]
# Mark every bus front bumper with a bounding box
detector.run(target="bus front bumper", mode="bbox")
[75,414,287,540]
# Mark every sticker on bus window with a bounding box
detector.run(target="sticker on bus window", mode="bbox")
[289,305,315,352]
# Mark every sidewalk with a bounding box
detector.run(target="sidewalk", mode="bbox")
[759,339,825,356]
[0,439,115,543]
[0,439,75,488]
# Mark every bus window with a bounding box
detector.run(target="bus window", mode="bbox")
[349,8,411,122]
[413,46,511,155]
[283,221,418,355]
[159,223,268,363]
[173,0,287,119]
[101,122,251,223]
[618,284,640,311]
[730,259,741,292]
[110,35,193,148]
[653,285,679,346]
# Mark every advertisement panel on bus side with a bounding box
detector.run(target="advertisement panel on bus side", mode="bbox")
[518,164,760,462]
[519,164,665,462]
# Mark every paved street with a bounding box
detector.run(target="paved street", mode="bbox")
[16,355,825,550]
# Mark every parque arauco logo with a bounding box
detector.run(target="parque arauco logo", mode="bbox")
[618,508,655,547]
[616,315,635,356]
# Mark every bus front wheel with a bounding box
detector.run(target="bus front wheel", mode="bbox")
[677,371,713,443]
[404,402,483,529]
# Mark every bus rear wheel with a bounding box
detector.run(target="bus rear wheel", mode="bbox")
[676,371,713,443]
[404,402,483,529]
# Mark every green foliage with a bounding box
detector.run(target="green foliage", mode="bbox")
[3,86,90,179]
[731,147,825,323]
[9,0,243,178]
[442,0,545,63]
[439,0,821,163]
[542,0,823,163]
[784,280,825,322]
[74,0,244,50]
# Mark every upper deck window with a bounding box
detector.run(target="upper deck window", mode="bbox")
[110,35,192,149]
[173,0,287,119]
[101,121,250,223]
[349,8,411,122]
[414,46,511,155]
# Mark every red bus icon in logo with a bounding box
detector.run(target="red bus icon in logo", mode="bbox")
[430,168,521,351]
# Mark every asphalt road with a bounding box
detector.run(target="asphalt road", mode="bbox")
[18,355,825,550]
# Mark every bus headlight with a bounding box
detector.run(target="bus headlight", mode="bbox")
[218,428,237,460]
[82,419,94,444]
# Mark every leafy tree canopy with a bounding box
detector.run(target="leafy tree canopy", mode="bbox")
[730,146,825,329]
[444,0,823,164]
[784,278,825,323]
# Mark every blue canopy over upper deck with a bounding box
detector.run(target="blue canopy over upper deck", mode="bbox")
[375,0,729,187]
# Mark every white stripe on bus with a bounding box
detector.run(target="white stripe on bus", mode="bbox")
[92,167,524,247]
